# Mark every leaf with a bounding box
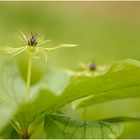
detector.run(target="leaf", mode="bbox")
[13,67,70,133]
[12,67,70,137]
[14,90,57,135]
[14,59,140,134]
[44,114,123,139]
[0,55,25,131]
[100,116,140,123]
[62,59,140,108]
[0,123,19,139]
[31,66,71,96]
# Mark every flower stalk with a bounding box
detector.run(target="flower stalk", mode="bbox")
[0,31,77,101]
[26,55,32,101]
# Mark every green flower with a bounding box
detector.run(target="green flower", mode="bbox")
[0,31,77,101]
[0,31,77,62]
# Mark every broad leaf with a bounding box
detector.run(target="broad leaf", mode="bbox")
[44,114,123,139]
[14,59,140,134]
[0,123,19,139]
[14,90,57,137]
[31,66,70,96]
[61,59,140,109]
[100,117,140,123]
[0,55,25,131]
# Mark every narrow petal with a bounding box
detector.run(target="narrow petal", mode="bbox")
[18,36,27,44]
[39,47,48,63]
[37,35,45,44]
[11,47,28,57]
[37,40,51,47]
[18,30,28,43]
[43,44,78,51]
[0,46,25,55]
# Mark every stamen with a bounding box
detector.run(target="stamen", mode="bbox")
[28,33,38,46]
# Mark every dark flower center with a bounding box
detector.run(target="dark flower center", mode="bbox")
[28,33,37,46]
[89,63,96,71]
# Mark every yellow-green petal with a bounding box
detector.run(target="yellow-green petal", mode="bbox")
[11,47,28,57]
[37,40,51,47]
[0,46,25,55]
[39,47,48,63]
[43,44,78,51]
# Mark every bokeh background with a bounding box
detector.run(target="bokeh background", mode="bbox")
[0,1,140,138]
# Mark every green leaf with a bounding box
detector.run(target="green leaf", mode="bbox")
[31,66,70,96]
[0,123,19,139]
[0,55,25,131]
[61,59,140,109]
[14,59,140,135]
[44,114,123,139]
[14,90,57,136]
[13,67,70,134]
[100,117,140,123]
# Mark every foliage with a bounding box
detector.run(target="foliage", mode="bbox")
[0,55,140,138]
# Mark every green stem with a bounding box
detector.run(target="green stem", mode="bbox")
[26,55,32,101]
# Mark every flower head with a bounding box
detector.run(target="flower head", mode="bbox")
[0,31,77,62]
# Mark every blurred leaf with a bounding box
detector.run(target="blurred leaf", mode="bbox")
[31,66,71,96]
[13,67,70,137]
[0,123,19,139]
[61,59,140,108]
[100,117,140,123]
[44,114,123,139]
[14,59,140,137]
[0,55,25,132]
[14,90,57,137]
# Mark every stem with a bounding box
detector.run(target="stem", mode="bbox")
[26,55,32,101]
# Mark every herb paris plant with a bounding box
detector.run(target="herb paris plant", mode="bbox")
[0,32,77,101]
[0,32,140,139]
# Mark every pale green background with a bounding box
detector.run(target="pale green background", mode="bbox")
[0,2,140,138]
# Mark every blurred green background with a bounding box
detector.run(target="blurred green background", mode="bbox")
[0,1,140,138]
